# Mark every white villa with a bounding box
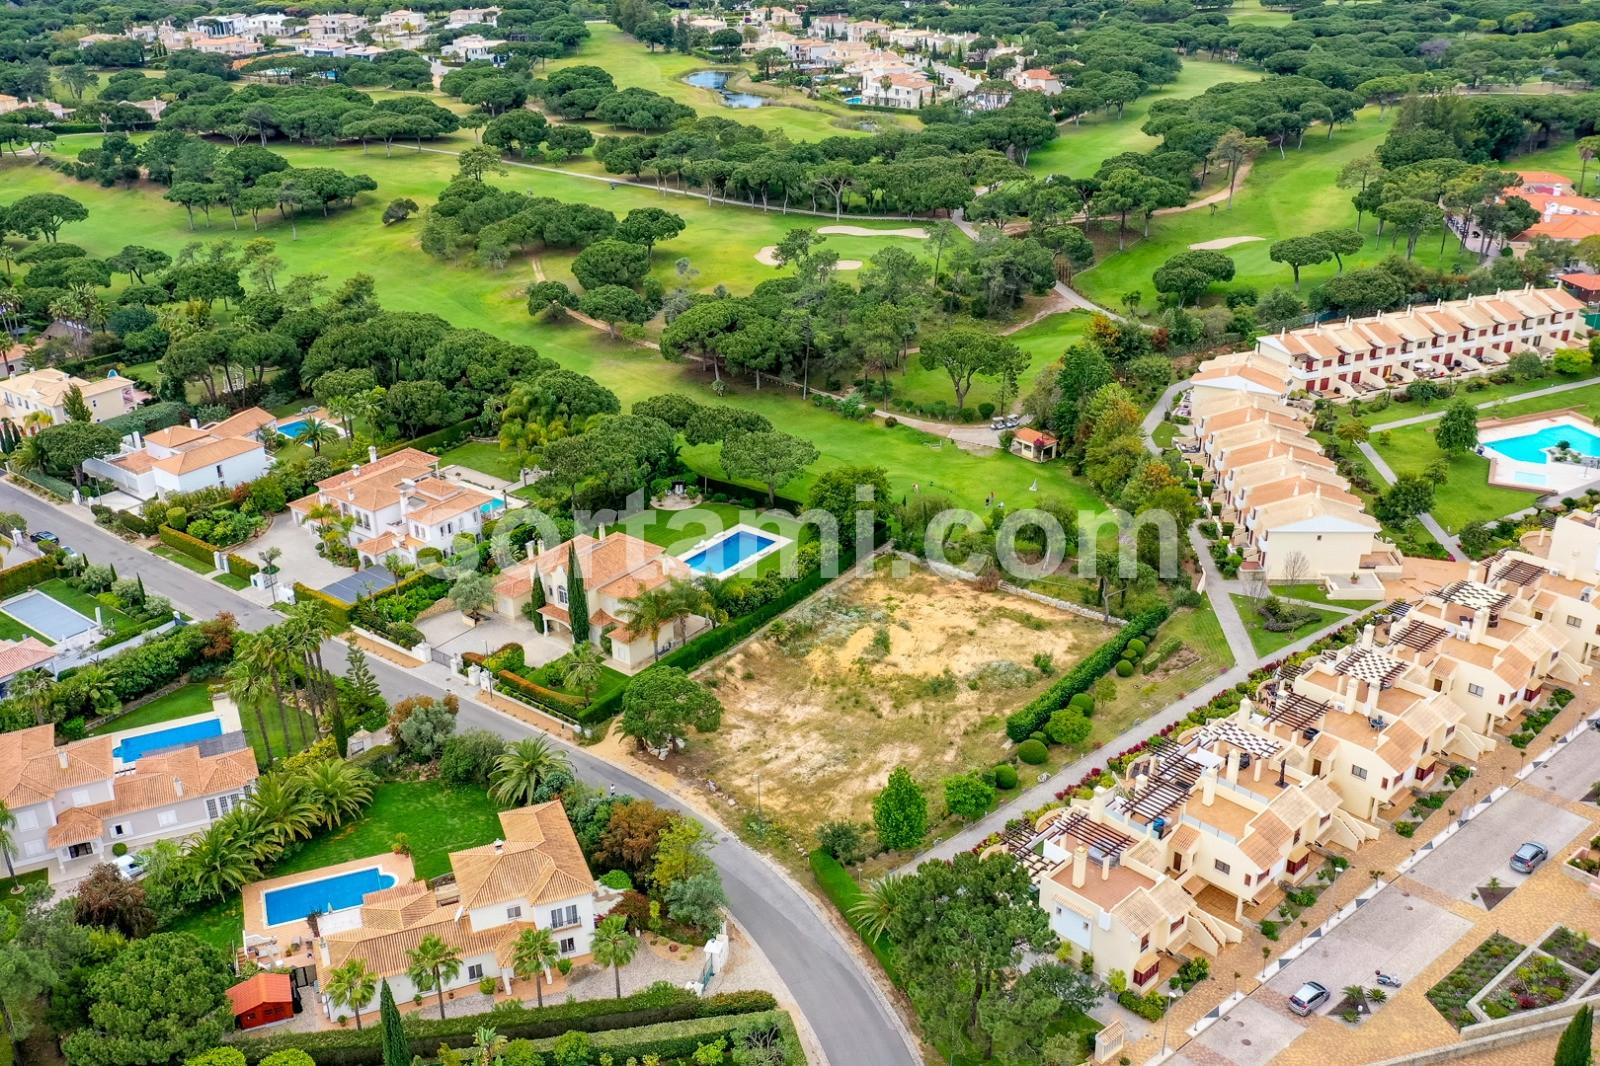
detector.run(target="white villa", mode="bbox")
[289,447,502,568]
[86,413,273,502]
[493,531,710,673]
[320,802,602,1015]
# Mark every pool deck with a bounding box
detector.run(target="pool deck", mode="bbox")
[679,522,793,580]
[241,852,416,967]
[1481,409,1600,495]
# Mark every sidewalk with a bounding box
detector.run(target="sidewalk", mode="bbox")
[1368,374,1600,432]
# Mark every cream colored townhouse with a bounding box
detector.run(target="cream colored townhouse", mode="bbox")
[1187,353,1292,407]
[1493,511,1600,667]
[1201,422,1317,472]
[990,796,1242,994]
[1189,402,1306,443]
[1248,286,1585,399]
[1219,456,1351,517]
[1102,722,1365,921]
[1265,635,1494,820]
[0,368,137,430]
[1243,495,1382,581]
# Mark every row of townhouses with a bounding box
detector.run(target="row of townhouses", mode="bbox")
[994,513,1600,992]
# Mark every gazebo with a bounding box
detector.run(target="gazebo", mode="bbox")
[1010,427,1059,463]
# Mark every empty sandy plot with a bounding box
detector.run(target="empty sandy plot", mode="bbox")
[1189,235,1264,250]
[684,561,1114,835]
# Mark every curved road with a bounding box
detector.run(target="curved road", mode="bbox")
[0,482,917,1066]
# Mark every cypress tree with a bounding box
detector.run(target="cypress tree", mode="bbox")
[527,566,547,634]
[379,979,408,1066]
[1555,1004,1592,1066]
[566,541,589,644]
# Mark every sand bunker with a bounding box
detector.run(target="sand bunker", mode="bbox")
[818,224,929,239]
[755,246,861,269]
[1189,235,1264,251]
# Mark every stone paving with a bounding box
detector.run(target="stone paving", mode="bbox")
[1132,686,1600,1066]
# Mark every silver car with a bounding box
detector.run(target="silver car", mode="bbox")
[1287,980,1329,1016]
[1510,841,1548,874]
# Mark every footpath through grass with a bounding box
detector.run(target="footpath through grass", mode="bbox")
[169,780,503,951]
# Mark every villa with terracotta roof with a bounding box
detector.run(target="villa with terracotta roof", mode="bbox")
[0,723,257,883]
[0,638,58,696]
[1011,67,1062,94]
[317,802,602,1017]
[85,415,272,501]
[0,368,138,430]
[493,531,710,672]
[289,447,504,567]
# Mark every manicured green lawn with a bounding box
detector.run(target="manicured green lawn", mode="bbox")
[895,310,1090,413]
[1076,109,1482,309]
[89,682,317,770]
[1231,594,1346,656]
[1228,0,1295,25]
[1367,382,1600,529]
[1029,60,1262,178]
[1271,583,1377,608]
[152,545,215,574]
[1356,374,1600,428]
[625,502,805,579]
[213,572,250,590]
[437,440,523,481]
[169,781,504,951]
[543,25,916,141]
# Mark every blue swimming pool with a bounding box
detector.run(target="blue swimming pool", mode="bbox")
[263,867,396,926]
[278,419,309,439]
[683,529,777,575]
[112,718,224,763]
[480,499,505,515]
[1485,423,1600,464]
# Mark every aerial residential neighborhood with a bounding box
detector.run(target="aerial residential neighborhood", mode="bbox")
[7,0,1600,1064]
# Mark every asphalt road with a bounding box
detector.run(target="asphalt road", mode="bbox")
[4,482,917,1066]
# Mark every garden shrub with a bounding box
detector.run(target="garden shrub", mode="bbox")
[1115,659,1134,677]
[993,765,1018,789]
[1127,638,1146,657]
[1005,606,1168,741]
[1068,693,1093,714]
[158,525,218,567]
[1017,739,1048,764]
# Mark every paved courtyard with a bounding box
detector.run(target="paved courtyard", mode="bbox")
[1527,724,1600,802]
[250,514,347,590]
[1172,998,1306,1066]
[1404,789,1591,905]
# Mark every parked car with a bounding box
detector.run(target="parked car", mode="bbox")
[1004,415,1021,428]
[990,417,1006,430]
[1287,981,1329,1017]
[28,530,57,545]
[112,853,145,880]
[1510,841,1548,874]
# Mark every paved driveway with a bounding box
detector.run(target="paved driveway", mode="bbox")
[1268,887,1474,1014]
[1406,790,1591,904]
[1526,724,1600,802]
[1172,997,1308,1066]
[250,514,347,590]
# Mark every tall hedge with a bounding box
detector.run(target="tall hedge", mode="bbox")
[226,553,259,580]
[159,524,218,567]
[227,986,778,1065]
[1005,605,1170,741]
[292,583,353,628]
[0,555,57,597]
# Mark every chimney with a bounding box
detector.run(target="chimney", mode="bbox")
[369,445,379,463]
[1089,786,1107,820]
[1361,623,1375,650]
[1201,768,1217,806]
[493,839,504,854]
[1099,854,1112,881]
[57,749,69,769]
[1071,844,1087,888]
[1253,755,1265,782]
[189,418,199,429]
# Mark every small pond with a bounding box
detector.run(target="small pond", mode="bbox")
[685,69,767,108]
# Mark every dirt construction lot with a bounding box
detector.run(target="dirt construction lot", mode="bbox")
[684,560,1115,836]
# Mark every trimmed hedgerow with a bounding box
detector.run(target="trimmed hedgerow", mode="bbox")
[291,583,352,629]
[1005,605,1169,741]
[0,555,56,597]
[158,524,217,568]
[228,985,778,1064]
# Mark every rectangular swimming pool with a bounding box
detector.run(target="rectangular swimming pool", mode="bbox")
[1,590,94,643]
[682,529,777,576]
[263,867,396,927]
[1484,424,1600,464]
[112,718,224,763]
[277,419,308,439]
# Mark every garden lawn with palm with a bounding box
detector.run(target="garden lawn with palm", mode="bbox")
[1,139,1100,518]
[541,24,913,140]
[88,681,317,769]
[169,780,503,951]
[1027,60,1262,179]
[1075,109,1468,309]
[1231,594,1346,655]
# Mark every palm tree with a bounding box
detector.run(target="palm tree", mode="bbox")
[558,642,605,699]
[71,665,118,717]
[490,737,570,808]
[619,586,673,661]
[294,416,340,456]
[8,670,52,725]
[305,501,339,540]
[240,631,298,753]
[510,927,560,1007]
[183,814,262,898]
[245,773,319,849]
[663,578,715,646]
[284,603,336,739]
[847,873,905,942]
[300,760,376,827]
[407,933,462,1021]
[325,959,378,1029]
[469,1027,507,1066]
[1342,984,1369,1013]
[224,653,275,764]
[0,802,16,881]
[590,914,637,999]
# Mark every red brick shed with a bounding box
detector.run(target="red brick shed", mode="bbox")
[228,971,295,1030]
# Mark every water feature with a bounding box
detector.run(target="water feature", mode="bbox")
[685,70,767,108]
